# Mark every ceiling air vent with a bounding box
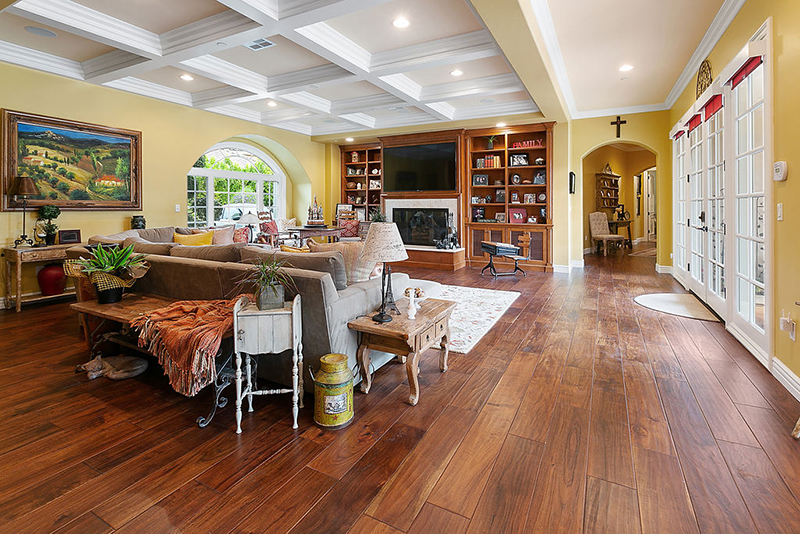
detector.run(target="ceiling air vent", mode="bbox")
[243,38,275,51]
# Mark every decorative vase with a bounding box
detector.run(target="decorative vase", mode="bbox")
[131,215,146,229]
[44,233,56,246]
[96,286,123,304]
[407,293,416,319]
[37,264,66,296]
[257,284,284,310]
[313,353,354,429]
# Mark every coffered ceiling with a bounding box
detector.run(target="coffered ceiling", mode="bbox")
[0,0,539,136]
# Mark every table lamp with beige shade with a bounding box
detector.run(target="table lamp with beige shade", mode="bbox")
[238,211,259,243]
[360,222,408,323]
[12,176,40,248]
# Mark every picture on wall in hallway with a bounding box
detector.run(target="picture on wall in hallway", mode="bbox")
[2,109,142,211]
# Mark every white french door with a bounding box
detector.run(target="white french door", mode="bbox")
[687,125,706,299]
[729,61,768,355]
[645,170,657,242]
[673,135,688,285]
[705,108,727,319]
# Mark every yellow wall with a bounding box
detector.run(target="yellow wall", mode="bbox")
[669,1,800,376]
[0,62,328,301]
[570,111,672,266]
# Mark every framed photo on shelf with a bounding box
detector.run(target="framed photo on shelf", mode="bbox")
[369,179,381,190]
[527,216,538,223]
[472,207,486,220]
[533,172,546,185]
[509,154,529,167]
[336,203,353,217]
[354,207,366,221]
[471,196,480,204]
[509,207,526,224]
[57,229,81,244]
[523,193,535,204]
[495,189,505,202]
[472,174,489,186]
[510,192,520,203]
[496,212,506,223]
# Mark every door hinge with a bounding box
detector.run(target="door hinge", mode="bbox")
[688,263,691,272]
[687,174,690,183]
[687,219,690,227]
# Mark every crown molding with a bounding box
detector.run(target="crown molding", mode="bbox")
[420,73,523,102]
[103,77,192,106]
[378,73,422,101]
[266,120,313,135]
[180,55,269,94]
[452,99,538,121]
[571,102,669,120]
[330,93,404,115]
[206,104,263,123]
[192,86,258,108]
[82,50,149,81]
[9,0,162,58]
[426,102,456,120]
[260,107,316,123]
[268,63,355,94]
[370,30,498,75]
[337,112,376,129]
[161,10,262,56]
[293,22,370,71]
[0,40,83,79]
[528,0,577,118]
[280,91,332,113]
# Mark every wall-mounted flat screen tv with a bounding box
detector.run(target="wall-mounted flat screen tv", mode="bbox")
[383,142,457,192]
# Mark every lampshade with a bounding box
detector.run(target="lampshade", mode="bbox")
[360,222,408,263]
[13,176,39,197]
[238,212,259,225]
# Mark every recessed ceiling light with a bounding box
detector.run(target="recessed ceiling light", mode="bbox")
[392,17,409,28]
[24,26,57,38]
[619,64,634,72]
[496,122,506,127]
[179,74,194,81]
[450,69,463,77]
[345,137,354,142]
[480,98,496,104]
[267,101,278,107]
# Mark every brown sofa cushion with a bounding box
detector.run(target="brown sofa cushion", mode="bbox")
[136,226,176,243]
[132,255,224,300]
[241,246,348,291]
[170,243,247,263]
[122,237,177,256]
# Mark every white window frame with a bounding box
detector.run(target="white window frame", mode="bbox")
[187,141,287,227]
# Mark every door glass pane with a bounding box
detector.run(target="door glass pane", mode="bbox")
[737,116,749,154]
[738,278,751,320]
[752,65,764,105]
[737,157,749,194]
[736,84,748,115]
[754,196,765,238]
[737,237,751,278]
[754,286,765,330]
[752,151,764,193]
[755,243,765,284]
[737,198,750,234]
[753,105,764,148]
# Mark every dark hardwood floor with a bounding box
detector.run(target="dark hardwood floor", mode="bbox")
[3,246,800,533]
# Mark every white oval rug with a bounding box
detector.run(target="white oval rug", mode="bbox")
[634,293,719,322]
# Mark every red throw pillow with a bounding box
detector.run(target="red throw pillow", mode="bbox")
[260,220,279,235]
[339,219,359,238]
[233,227,250,243]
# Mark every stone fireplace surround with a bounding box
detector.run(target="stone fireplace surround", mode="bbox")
[384,197,460,250]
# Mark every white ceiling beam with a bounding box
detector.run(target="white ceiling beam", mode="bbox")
[264,120,313,134]
[180,55,269,94]
[267,64,356,94]
[280,91,332,113]
[425,102,456,120]
[192,86,259,109]
[102,77,192,106]
[330,93,405,114]
[370,30,499,75]
[337,112,376,128]
[206,104,263,123]
[82,51,149,81]
[260,108,316,122]
[161,10,261,55]
[9,0,162,58]
[419,73,524,102]
[0,40,84,79]
[451,99,539,120]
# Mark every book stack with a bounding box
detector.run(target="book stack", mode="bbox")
[475,155,502,168]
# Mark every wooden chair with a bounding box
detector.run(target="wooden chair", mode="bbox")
[337,210,361,241]
[256,211,281,247]
[589,211,625,256]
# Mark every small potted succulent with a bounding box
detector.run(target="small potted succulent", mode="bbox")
[38,205,61,245]
[239,257,295,310]
[369,208,386,222]
[486,135,497,150]
[72,244,149,303]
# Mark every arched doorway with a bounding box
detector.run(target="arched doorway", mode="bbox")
[582,142,657,255]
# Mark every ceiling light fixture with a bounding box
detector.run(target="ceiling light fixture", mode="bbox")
[345,137,354,142]
[179,74,194,81]
[496,122,506,127]
[450,69,463,77]
[24,26,57,38]
[619,64,634,72]
[267,101,277,107]
[392,17,409,28]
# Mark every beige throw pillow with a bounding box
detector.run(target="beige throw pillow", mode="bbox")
[307,240,375,285]
[191,225,235,244]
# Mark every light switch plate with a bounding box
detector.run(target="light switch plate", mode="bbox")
[175,204,181,212]
[777,203,783,221]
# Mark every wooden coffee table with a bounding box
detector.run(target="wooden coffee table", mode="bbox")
[348,298,456,405]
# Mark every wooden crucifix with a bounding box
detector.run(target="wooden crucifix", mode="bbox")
[611,116,627,138]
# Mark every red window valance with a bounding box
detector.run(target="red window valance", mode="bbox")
[729,56,763,89]
[686,114,702,133]
[673,130,685,140]
[703,94,723,121]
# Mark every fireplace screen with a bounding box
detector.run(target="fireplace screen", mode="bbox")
[393,208,449,246]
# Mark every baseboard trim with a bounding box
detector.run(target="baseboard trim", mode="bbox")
[772,358,800,402]
[726,323,770,368]
[553,264,571,273]
[633,237,646,245]
[570,259,584,269]
[655,263,672,274]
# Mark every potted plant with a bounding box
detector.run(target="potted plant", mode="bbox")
[239,257,295,310]
[38,205,61,245]
[73,244,149,303]
[486,135,497,150]
[369,208,387,222]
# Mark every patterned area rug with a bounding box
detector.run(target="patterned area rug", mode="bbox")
[437,285,520,354]
[628,247,657,257]
[634,293,719,322]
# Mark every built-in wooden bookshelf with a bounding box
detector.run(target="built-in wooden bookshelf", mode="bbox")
[596,172,621,211]
[340,143,381,221]
[465,123,554,271]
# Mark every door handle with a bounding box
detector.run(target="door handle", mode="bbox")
[699,211,706,223]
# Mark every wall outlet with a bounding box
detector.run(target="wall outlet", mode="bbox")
[175,204,181,212]
[777,203,783,221]
[780,310,796,341]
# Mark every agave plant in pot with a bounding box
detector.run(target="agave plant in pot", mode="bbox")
[68,244,150,304]
[239,257,295,310]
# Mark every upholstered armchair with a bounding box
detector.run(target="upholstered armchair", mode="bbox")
[589,211,625,256]
[337,210,361,241]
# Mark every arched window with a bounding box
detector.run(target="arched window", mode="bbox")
[187,142,286,227]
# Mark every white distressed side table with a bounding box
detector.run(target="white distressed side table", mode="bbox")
[233,295,304,433]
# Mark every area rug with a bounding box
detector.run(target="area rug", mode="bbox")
[634,293,719,322]
[628,247,657,257]
[437,285,520,354]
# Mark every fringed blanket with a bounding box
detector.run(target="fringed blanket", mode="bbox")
[130,297,246,397]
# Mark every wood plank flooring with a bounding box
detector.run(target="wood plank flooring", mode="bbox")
[2,246,800,533]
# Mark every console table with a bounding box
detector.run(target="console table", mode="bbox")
[608,220,633,248]
[286,226,342,246]
[348,298,456,406]
[3,244,81,312]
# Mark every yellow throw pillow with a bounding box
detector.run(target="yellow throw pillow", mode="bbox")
[173,231,213,246]
[280,245,310,253]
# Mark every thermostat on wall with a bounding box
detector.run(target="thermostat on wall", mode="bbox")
[774,161,788,181]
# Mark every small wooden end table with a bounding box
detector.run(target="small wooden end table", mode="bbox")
[348,298,456,405]
[608,220,633,248]
[3,243,83,312]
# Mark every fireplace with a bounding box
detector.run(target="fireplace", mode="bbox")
[393,208,449,246]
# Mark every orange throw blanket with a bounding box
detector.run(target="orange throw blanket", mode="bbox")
[131,297,245,397]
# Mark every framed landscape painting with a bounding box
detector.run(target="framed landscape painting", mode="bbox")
[2,110,142,211]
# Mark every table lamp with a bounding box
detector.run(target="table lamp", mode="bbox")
[12,176,39,248]
[238,211,259,243]
[360,222,408,323]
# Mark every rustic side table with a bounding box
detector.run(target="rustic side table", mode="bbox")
[347,298,456,406]
[3,243,82,312]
